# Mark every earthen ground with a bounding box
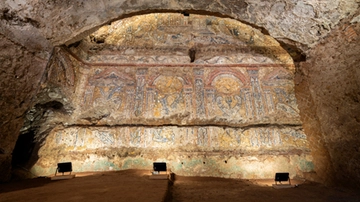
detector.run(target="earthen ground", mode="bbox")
[1,170,360,202]
[0,170,168,202]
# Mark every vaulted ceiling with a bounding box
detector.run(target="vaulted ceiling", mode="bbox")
[1,0,359,55]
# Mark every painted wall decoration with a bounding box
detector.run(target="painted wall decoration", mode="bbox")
[33,125,312,178]
[77,65,299,124]
[31,13,312,179]
[44,126,308,151]
[70,13,291,66]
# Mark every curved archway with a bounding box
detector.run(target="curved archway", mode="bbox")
[23,13,316,180]
[1,0,358,186]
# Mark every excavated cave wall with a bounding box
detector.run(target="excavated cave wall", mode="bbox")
[297,22,360,187]
[0,34,47,181]
[0,0,359,183]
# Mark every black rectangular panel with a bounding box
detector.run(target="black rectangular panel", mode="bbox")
[57,162,72,173]
[153,162,167,172]
[275,172,289,182]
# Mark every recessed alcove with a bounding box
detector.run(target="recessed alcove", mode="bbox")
[17,13,314,179]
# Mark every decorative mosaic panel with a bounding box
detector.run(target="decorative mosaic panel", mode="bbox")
[46,126,308,150]
[32,13,312,179]
[77,65,299,125]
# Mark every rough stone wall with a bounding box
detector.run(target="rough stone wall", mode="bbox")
[1,0,358,50]
[295,65,335,184]
[0,34,47,181]
[0,0,359,184]
[297,21,360,187]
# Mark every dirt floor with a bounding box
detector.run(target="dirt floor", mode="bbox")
[0,170,168,202]
[169,176,360,202]
[1,170,360,202]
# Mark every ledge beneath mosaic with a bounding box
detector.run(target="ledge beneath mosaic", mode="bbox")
[31,152,314,179]
[42,126,309,151]
[34,125,312,179]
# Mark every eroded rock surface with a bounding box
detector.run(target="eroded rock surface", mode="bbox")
[297,21,360,186]
[0,34,47,181]
[1,0,358,50]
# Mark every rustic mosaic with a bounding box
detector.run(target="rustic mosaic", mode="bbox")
[30,13,313,179]
[76,65,299,125]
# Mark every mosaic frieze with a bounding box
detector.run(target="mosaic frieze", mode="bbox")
[78,65,299,126]
[45,126,308,151]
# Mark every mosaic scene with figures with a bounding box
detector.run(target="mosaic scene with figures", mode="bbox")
[18,13,313,179]
[77,65,299,125]
[2,1,360,200]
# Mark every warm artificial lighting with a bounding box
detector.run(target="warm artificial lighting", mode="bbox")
[274,172,291,185]
[153,162,167,174]
[55,162,73,176]
[150,162,169,180]
[51,162,75,180]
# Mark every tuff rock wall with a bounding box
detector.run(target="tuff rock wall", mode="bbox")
[297,21,360,186]
[0,34,47,181]
[0,0,359,186]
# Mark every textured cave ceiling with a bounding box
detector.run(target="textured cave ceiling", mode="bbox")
[0,0,359,57]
